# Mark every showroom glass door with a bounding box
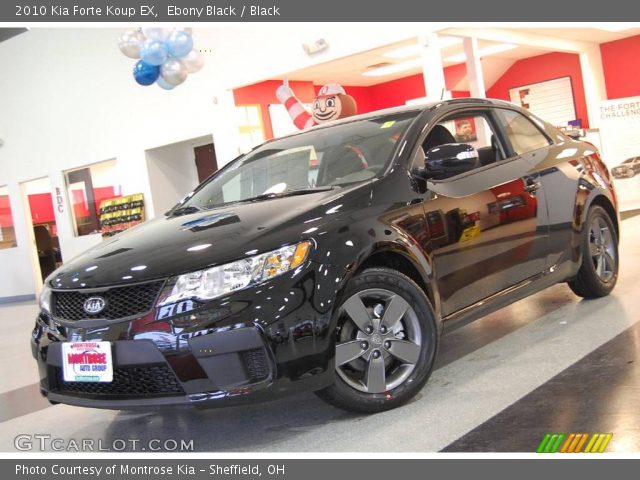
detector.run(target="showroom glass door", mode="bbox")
[420,110,550,317]
[19,176,61,293]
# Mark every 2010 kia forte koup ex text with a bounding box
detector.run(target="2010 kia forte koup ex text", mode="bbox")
[33,99,620,413]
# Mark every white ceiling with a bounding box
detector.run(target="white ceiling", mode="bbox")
[286,37,552,87]
[285,27,640,89]
[515,27,640,43]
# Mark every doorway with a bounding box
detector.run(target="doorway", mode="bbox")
[146,135,216,216]
[194,143,218,183]
[20,177,61,291]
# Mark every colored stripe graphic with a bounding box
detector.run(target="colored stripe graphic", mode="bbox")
[550,433,565,453]
[575,433,589,452]
[537,433,612,453]
[584,433,613,453]
[559,433,575,453]
[536,434,551,453]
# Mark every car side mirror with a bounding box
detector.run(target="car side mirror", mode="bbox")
[422,143,480,180]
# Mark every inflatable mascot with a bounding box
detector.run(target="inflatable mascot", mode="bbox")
[276,80,357,130]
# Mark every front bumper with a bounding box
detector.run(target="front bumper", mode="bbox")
[32,261,349,409]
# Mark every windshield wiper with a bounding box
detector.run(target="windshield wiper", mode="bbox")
[245,186,336,202]
[170,205,203,216]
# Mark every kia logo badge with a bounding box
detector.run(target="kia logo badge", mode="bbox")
[83,297,106,314]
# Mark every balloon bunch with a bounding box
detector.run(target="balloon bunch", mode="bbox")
[118,28,205,90]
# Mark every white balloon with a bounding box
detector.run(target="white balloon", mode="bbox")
[180,49,204,73]
[142,28,171,41]
[160,59,188,86]
[157,77,176,90]
[118,29,145,59]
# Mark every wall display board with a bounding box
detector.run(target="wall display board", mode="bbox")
[599,97,640,212]
[99,193,145,238]
[509,77,577,128]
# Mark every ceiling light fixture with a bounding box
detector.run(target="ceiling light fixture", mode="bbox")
[444,43,517,63]
[597,24,636,32]
[383,36,463,58]
[362,58,423,77]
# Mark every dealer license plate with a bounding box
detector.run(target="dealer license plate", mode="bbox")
[61,341,113,382]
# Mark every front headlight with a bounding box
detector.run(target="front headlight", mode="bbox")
[39,285,52,313]
[160,241,311,305]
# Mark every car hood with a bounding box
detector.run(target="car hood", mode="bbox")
[48,185,371,289]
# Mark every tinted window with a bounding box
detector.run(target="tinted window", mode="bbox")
[181,111,418,210]
[417,111,506,170]
[496,109,551,155]
[64,159,122,237]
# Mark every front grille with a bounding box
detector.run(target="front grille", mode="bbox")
[52,280,164,321]
[51,365,185,399]
[243,348,270,382]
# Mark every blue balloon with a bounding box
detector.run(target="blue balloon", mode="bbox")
[133,60,160,86]
[156,76,175,90]
[140,39,168,66]
[166,30,193,58]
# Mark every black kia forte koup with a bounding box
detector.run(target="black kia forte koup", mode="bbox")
[33,98,620,413]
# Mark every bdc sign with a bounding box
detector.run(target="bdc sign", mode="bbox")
[54,187,64,213]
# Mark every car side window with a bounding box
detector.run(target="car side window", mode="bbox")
[421,112,507,169]
[495,109,551,155]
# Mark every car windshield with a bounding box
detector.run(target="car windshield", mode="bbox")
[177,111,419,211]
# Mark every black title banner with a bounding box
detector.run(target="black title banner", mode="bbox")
[2,0,640,22]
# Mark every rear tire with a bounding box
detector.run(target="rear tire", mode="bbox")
[316,267,438,413]
[568,205,619,298]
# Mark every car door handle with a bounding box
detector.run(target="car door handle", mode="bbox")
[524,180,541,193]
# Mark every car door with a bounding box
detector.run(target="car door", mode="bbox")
[418,107,550,317]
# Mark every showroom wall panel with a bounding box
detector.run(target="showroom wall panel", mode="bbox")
[600,34,640,100]
[486,52,589,128]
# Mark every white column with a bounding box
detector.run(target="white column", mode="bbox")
[419,33,448,101]
[579,45,608,129]
[462,37,486,98]
[210,85,243,169]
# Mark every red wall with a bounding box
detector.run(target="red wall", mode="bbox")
[600,35,640,100]
[70,187,117,218]
[367,74,425,110]
[0,195,13,227]
[486,52,589,127]
[28,193,55,224]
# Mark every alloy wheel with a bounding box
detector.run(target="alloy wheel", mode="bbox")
[335,288,422,394]
[589,216,617,283]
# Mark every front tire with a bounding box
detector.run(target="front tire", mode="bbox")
[568,205,619,298]
[316,267,438,413]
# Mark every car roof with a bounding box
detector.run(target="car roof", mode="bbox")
[345,97,518,121]
[265,97,520,144]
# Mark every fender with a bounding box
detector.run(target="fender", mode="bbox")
[568,151,619,272]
